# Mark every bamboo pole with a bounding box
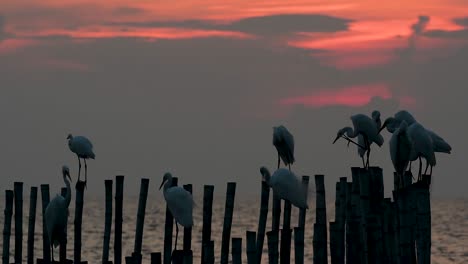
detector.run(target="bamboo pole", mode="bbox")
[416,175,431,264]
[313,174,327,264]
[366,215,384,263]
[256,181,270,264]
[14,182,23,264]
[267,231,279,264]
[298,176,310,229]
[247,231,257,264]
[280,200,292,264]
[231,238,242,264]
[151,252,161,264]
[171,250,184,264]
[329,222,338,264]
[201,185,214,264]
[347,168,361,264]
[40,184,51,263]
[357,168,369,264]
[203,241,214,264]
[2,190,14,264]
[293,227,304,264]
[115,175,125,264]
[60,187,68,262]
[163,177,178,264]
[391,201,400,264]
[337,178,347,264]
[272,193,281,232]
[74,181,86,264]
[382,198,395,264]
[394,188,412,264]
[221,182,237,264]
[102,180,113,264]
[183,184,193,253]
[134,178,150,259]
[27,187,37,264]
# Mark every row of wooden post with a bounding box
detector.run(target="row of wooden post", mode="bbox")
[2,167,431,264]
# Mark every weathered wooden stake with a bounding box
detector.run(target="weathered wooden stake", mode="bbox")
[280,200,292,264]
[416,175,431,264]
[329,222,339,264]
[115,175,125,264]
[256,181,270,264]
[203,241,214,264]
[313,175,327,264]
[349,168,363,263]
[74,181,86,264]
[40,184,51,263]
[150,252,162,264]
[247,231,257,264]
[60,187,68,262]
[183,184,193,253]
[298,176,310,229]
[336,177,347,264]
[201,185,214,264]
[358,168,370,264]
[14,182,23,264]
[394,188,412,264]
[221,182,236,264]
[271,193,281,232]
[231,238,242,264]
[27,187,37,264]
[134,178,150,261]
[2,190,14,264]
[293,227,304,264]
[345,182,355,264]
[103,180,113,264]
[163,177,178,264]
[267,231,279,264]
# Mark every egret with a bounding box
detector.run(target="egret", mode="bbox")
[67,134,95,185]
[159,172,194,251]
[357,110,382,167]
[272,125,295,170]
[260,167,308,209]
[389,121,412,188]
[333,114,384,168]
[408,123,436,180]
[45,166,72,262]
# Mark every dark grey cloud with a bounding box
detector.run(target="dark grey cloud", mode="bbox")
[0,15,7,41]
[453,17,468,27]
[105,14,352,36]
[424,29,468,39]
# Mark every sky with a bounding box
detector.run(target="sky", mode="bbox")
[1,0,467,199]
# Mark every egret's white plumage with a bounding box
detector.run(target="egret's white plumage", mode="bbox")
[260,167,308,209]
[357,111,382,166]
[67,134,95,183]
[159,172,194,250]
[45,166,72,261]
[389,121,412,186]
[408,122,436,178]
[334,113,384,168]
[272,125,295,170]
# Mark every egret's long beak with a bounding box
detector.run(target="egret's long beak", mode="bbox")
[66,172,72,182]
[159,179,166,190]
[333,135,341,144]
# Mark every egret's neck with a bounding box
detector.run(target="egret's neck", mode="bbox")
[163,178,173,193]
[63,175,72,207]
[343,127,357,138]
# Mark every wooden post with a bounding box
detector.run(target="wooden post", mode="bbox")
[267,231,279,264]
[231,238,242,264]
[313,175,327,264]
[382,198,396,264]
[415,176,431,264]
[201,185,214,264]
[357,168,369,264]
[366,215,384,263]
[271,193,281,232]
[247,231,257,264]
[347,168,361,264]
[150,252,161,264]
[298,176,310,229]
[203,241,214,264]
[256,181,270,264]
[74,181,86,264]
[280,200,292,264]
[2,190,14,264]
[60,187,68,262]
[14,182,23,264]
[40,184,51,263]
[394,188,412,264]
[329,222,338,264]
[171,250,184,264]
[391,201,400,264]
[163,177,178,264]
[220,182,236,264]
[134,178,150,260]
[27,187,37,264]
[103,180,113,264]
[337,177,347,264]
[183,184,193,253]
[293,227,304,264]
[115,175,125,264]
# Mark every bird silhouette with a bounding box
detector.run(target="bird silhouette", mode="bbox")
[67,134,95,185]
[272,125,295,170]
[389,121,412,188]
[45,166,72,262]
[159,172,194,251]
[260,167,308,209]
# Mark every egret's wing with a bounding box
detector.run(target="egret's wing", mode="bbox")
[165,187,194,227]
[271,169,307,209]
[426,129,451,153]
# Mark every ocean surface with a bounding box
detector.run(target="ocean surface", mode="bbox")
[0,195,466,264]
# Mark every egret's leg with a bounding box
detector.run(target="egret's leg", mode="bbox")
[175,222,179,250]
[288,164,291,171]
[361,156,366,168]
[407,161,412,173]
[424,160,429,176]
[430,165,433,176]
[277,154,280,169]
[418,157,422,181]
[84,159,88,184]
[365,137,371,169]
[77,156,82,182]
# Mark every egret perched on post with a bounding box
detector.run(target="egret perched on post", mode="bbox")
[67,134,95,185]
[45,166,72,262]
[159,173,194,251]
[260,167,308,209]
[357,110,382,167]
[333,113,384,168]
[388,121,412,188]
[272,125,295,170]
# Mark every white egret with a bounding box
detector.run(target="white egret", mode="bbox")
[67,134,95,184]
[45,166,72,262]
[260,167,308,209]
[357,110,382,167]
[389,121,412,188]
[333,114,384,168]
[272,125,295,170]
[159,173,194,250]
[408,123,436,180]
